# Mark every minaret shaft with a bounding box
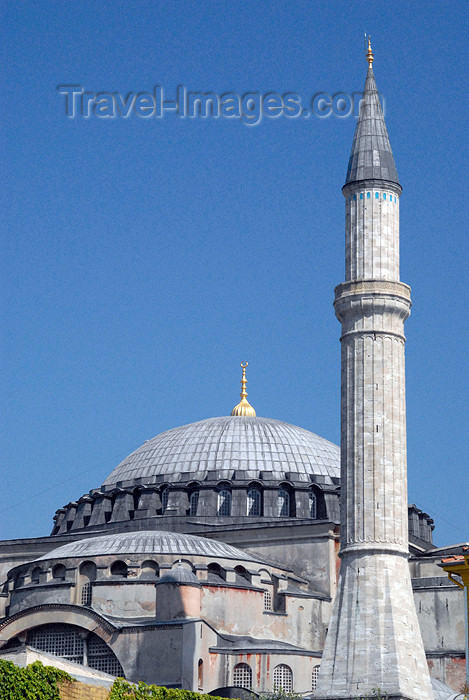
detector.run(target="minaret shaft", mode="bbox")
[337,187,410,552]
[345,187,400,280]
[315,48,434,700]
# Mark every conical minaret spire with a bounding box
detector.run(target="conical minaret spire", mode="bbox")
[315,44,434,700]
[345,37,399,187]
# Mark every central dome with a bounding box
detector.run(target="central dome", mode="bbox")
[102,416,340,488]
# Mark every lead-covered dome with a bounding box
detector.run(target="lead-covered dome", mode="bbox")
[37,530,265,563]
[102,416,340,488]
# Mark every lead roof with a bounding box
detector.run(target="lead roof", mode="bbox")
[102,416,340,487]
[345,63,399,186]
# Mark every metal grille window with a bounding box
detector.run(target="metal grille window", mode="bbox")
[247,488,261,516]
[80,582,92,606]
[161,488,169,514]
[277,489,290,516]
[27,624,124,677]
[217,489,231,516]
[263,590,273,611]
[189,491,199,516]
[28,625,84,664]
[233,662,252,689]
[273,664,293,692]
[312,665,320,692]
[88,635,124,676]
[309,492,317,519]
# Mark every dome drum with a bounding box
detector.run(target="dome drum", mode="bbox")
[51,480,338,535]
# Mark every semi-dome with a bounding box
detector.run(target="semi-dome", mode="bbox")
[102,416,340,488]
[37,530,265,562]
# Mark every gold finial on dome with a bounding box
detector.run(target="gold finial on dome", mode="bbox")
[231,361,256,417]
[366,35,374,66]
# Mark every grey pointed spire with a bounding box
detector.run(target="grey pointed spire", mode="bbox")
[345,56,400,187]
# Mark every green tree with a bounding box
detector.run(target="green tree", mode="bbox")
[0,659,74,700]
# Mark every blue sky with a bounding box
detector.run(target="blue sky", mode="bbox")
[2,1,468,546]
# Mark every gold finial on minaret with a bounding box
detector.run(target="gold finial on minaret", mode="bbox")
[366,35,374,65]
[231,361,256,417]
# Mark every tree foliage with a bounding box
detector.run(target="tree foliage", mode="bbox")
[110,679,236,700]
[0,659,74,699]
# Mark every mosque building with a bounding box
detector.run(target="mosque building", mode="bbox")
[0,45,466,698]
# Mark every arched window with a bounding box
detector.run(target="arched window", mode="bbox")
[277,488,290,517]
[161,487,169,514]
[31,567,41,584]
[312,665,320,692]
[309,491,317,519]
[207,563,225,582]
[52,564,66,581]
[198,659,204,690]
[14,572,25,589]
[273,664,293,692]
[110,561,128,578]
[189,490,199,516]
[234,565,250,583]
[79,561,96,606]
[217,489,231,516]
[233,662,252,690]
[247,488,261,516]
[140,560,159,579]
[80,561,97,580]
[26,624,124,676]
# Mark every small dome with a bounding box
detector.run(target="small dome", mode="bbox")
[102,416,340,488]
[36,530,264,563]
[158,565,201,586]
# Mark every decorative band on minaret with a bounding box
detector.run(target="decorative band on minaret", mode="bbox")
[315,42,434,699]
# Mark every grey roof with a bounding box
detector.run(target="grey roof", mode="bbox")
[158,565,201,586]
[345,64,399,186]
[210,633,313,655]
[102,416,340,487]
[36,530,265,563]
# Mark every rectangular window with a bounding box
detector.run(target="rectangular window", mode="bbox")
[263,590,273,611]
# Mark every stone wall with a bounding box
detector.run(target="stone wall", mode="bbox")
[59,681,110,700]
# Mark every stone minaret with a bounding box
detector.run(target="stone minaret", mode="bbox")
[315,42,434,700]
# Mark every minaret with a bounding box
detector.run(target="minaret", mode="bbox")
[315,41,434,699]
